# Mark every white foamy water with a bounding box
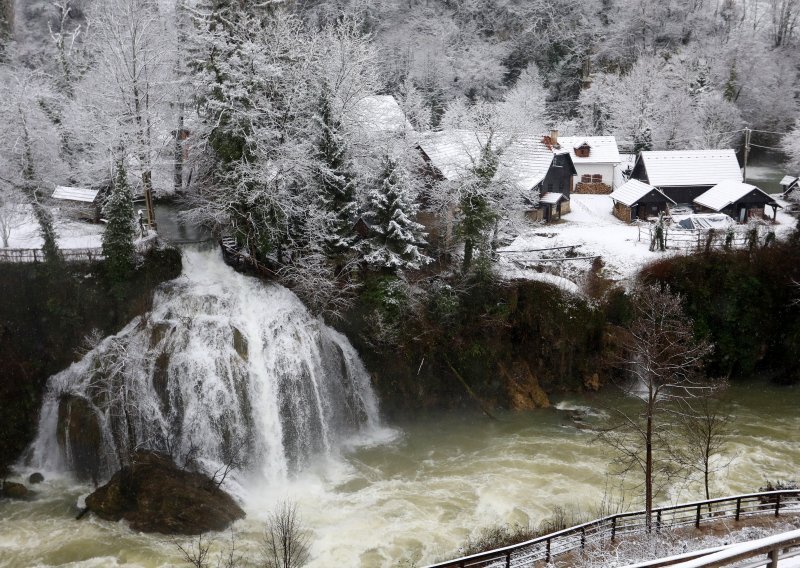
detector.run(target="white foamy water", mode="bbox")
[26,248,383,488]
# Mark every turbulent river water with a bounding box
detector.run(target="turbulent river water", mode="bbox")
[1,250,799,568]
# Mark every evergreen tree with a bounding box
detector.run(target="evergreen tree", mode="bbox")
[102,157,136,284]
[314,87,358,256]
[363,154,430,271]
[458,138,499,273]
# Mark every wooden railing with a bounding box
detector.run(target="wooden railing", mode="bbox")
[424,490,800,568]
[0,247,105,263]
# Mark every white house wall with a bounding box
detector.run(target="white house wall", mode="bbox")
[574,164,615,187]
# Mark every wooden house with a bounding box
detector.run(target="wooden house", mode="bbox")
[630,150,742,204]
[51,186,102,222]
[417,129,577,224]
[609,179,676,222]
[558,136,621,193]
[693,181,781,222]
[780,175,799,198]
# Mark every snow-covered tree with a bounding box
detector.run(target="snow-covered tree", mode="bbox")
[102,156,136,283]
[0,191,24,248]
[498,65,548,135]
[783,118,800,174]
[458,136,500,273]
[363,154,430,271]
[85,0,173,223]
[0,66,68,263]
[314,86,359,257]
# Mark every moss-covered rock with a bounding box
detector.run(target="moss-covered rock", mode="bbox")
[85,451,245,535]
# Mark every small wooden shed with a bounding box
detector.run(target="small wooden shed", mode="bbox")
[693,181,781,222]
[780,175,799,198]
[52,186,102,222]
[609,179,675,222]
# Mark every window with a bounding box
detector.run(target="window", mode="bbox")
[591,174,603,183]
[581,174,592,183]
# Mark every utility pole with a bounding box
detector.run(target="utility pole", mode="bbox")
[742,127,751,183]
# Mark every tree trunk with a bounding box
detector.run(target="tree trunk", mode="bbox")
[174,103,184,194]
[645,404,653,532]
[462,238,473,272]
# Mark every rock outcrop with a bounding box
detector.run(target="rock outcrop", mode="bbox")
[84,451,245,535]
[500,361,550,411]
[1,481,29,499]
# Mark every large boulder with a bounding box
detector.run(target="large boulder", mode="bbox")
[1,481,29,499]
[85,451,245,535]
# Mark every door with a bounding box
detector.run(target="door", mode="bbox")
[739,207,746,223]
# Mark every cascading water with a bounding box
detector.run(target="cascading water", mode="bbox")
[27,248,382,486]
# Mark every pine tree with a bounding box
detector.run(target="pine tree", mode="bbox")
[314,87,358,256]
[363,154,430,271]
[102,157,136,284]
[459,139,499,273]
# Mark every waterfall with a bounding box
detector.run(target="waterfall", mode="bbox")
[27,248,382,485]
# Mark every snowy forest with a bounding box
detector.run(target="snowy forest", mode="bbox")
[1,0,800,310]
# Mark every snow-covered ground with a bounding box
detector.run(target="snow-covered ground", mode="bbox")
[3,205,104,250]
[497,194,798,290]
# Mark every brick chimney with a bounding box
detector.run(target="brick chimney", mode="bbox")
[550,129,559,145]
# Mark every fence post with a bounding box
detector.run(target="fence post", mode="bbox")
[581,526,586,550]
[505,551,511,568]
[768,549,779,568]
[656,510,661,533]
[775,494,781,517]
[546,538,551,563]
[736,497,741,521]
[611,517,616,541]
[695,504,702,528]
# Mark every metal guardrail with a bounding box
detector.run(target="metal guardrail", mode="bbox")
[424,490,800,568]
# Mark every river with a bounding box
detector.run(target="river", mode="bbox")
[1,381,798,568]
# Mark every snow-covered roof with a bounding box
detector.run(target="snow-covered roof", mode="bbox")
[539,192,567,205]
[52,186,99,203]
[693,180,776,211]
[351,95,413,133]
[558,136,621,164]
[637,150,741,187]
[780,175,798,187]
[609,179,675,207]
[419,130,560,191]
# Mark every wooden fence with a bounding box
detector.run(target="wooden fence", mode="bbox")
[0,237,158,264]
[639,225,774,253]
[424,490,800,568]
[0,247,105,263]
